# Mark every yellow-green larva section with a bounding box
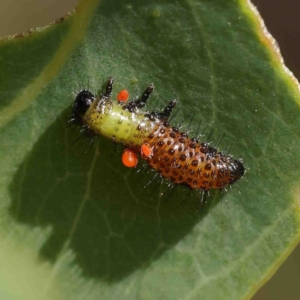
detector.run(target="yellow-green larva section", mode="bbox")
[84,99,157,146]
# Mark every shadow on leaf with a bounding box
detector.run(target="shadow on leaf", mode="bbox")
[9,108,221,282]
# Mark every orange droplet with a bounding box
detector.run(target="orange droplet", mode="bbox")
[122,149,138,168]
[117,89,129,102]
[141,143,152,157]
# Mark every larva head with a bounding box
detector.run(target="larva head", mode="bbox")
[72,89,95,125]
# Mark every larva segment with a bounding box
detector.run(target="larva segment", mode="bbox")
[83,101,157,146]
[143,124,245,190]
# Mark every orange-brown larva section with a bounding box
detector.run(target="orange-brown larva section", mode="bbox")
[143,124,245,190]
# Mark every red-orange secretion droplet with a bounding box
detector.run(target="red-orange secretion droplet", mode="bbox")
[117,89,130,102]
[122,149,138,168]
[141,143,152,158]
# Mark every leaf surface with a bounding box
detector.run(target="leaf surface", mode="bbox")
[1,0,300,299]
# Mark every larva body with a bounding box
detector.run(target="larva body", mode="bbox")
[71,78,245,191]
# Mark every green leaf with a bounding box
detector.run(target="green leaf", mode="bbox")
[1,0,300,299]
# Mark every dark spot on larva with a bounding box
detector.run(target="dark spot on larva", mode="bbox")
[211,147,217,154]
[149,133,154,139]
[189,152,194,157]
[200,156,205,162]
[137,125,142,130]
[205,163,212,170]
[191,160,198,166]
[172,127,179,132]
[168,148,175,155]
[179,154,186,161]
[193,180,197,186]
[203,180,208,186]
[187,177,192,183]
[181,132,188,138]
[170,176,176,182]
[149,115,156,121]
[125,129,129,133]
[118,119,123,124]
[189,169,195,175]
[160,162,165,168]
[165,168,170,173]
[209,181,213,187]
[163,121,169,127]
[167,140,171,145]
[200,143,209,153]
[163,156,169,162]
[153,147,158,153]
[178,146,183,152]
[172,171,178,176]
[179,137,185,143]
[160,128,166,134]
[189,142,197,149]
[170,132,176,138]
[158,141,164,147]
[212,159,217,166]
[204,173,210,178]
